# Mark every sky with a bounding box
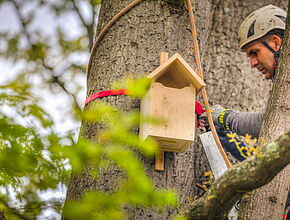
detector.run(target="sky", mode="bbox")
[0,1,88,133]
[0,1,98,219]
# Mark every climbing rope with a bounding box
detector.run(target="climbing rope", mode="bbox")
[186,0,231,168]
[85,0,232,168]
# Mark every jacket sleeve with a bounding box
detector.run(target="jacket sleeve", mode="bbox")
[215,127,247,162]
[226,111,265,138]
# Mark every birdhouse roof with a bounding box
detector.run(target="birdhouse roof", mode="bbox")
[147,53,206,93]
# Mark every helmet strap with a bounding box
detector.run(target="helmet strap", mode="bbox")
[261,41,281,81]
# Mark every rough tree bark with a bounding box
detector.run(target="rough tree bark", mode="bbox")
[238,2,290,219]
[63,0,288,219]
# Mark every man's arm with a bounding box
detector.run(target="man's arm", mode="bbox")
[215,126,249,161]
[211,105,265,138]
[226,111,264,138]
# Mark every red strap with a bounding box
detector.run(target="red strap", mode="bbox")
[195,100,205,116]
[85,89,205,116]
[85,89,128,106]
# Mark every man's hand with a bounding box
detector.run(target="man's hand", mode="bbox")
[199,105,232,131]
[211,105,226,128]
[210,105,233,131]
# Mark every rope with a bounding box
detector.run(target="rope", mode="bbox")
[186,0,232,168]
[86,0,143,86]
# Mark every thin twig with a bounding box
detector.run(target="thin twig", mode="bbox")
[71,0,94,49]
[0,199,30,220]
[50,74,82,112]
[9,0,83,112]
[10,0,32,45]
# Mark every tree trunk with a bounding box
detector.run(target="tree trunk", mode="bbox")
[64,0,288,219]
[238,2,290,219]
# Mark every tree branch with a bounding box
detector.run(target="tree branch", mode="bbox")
[10,0,82,112]
[186,128,290,220]
[71,0,94,50]
[10,0,32,45]
[50,74,82,113]
[0,198,30,220]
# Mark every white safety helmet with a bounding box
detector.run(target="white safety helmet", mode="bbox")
[238,5,286,50]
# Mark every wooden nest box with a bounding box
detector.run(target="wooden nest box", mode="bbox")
[140,52,205,154]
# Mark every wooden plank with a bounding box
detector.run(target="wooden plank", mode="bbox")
[155,149,165,171]
[139,85,151,142]
[150,82,195,145]
[153,136,192,153]
[160,51,168,64]
[155,52,168,171]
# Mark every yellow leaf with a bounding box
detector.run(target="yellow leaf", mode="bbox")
[245,133,252,140]
[204,171,212,176]
[208,195,215,200]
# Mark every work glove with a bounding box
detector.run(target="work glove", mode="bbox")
[210,105,232,131]
[211,105,225,127]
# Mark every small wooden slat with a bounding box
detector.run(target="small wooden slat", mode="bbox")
[155,52,168,171]
[160,51,168,65]
[155,149,165,171]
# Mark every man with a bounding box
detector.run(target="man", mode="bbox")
[210,5,289,219]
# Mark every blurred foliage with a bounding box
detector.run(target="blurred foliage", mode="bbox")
[0,0,101,115]
[0,76,177,219]
[0,1,178,219]
[0,80,71,219]
[0,1,100,217]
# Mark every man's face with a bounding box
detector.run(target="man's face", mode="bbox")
[245,40,276,80]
